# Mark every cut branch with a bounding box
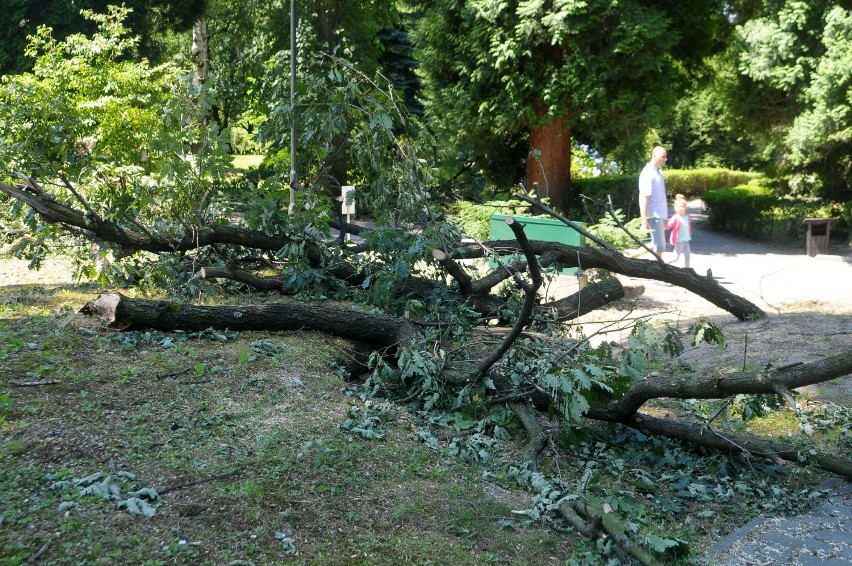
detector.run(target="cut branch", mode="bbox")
[80,292,420,348]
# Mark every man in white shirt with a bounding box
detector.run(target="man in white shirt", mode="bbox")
[638,146,669,259]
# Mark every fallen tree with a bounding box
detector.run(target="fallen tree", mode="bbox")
[80,291,852,482]
[9,172,852,478]
[7,170,852,562]
[4,21,846,560]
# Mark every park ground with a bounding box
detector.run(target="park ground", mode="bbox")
[1,208,850,564]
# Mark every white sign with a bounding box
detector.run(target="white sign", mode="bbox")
[341,185,356,216]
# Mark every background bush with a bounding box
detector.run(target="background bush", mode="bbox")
[704,182,851,242]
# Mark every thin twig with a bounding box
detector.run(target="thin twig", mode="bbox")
[29,541,51,563]
[515,187,614,251]
[156,368,192,380]
[11,380,61,387]
[57,171,97,218]
[158,468,245,496]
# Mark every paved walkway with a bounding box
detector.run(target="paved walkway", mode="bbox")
[708,477,852,565]
[627,200,852,312]
[684,201,851,310]
[673,201,852,564]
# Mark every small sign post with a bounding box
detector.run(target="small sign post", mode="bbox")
[341,185,355,241]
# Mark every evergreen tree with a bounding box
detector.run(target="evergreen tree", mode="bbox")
[0,1,207,75]
[412,0,727,209]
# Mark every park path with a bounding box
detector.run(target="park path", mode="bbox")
[669,201,852,565]
[623,199,852,313]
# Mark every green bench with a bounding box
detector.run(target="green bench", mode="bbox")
[488,214,585,276]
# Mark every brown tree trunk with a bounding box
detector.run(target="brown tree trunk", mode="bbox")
[81,292,418,348]
[525,114,571,211]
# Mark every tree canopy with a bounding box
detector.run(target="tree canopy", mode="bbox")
[0,0,207,76]
[411,0,728,208]
[661,1,851,200]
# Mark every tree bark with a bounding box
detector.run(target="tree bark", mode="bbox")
[80,292,419,348]
[585,351,852,422]
[525,114,571,211]
[459,239,765,321]
[191,17,209,89]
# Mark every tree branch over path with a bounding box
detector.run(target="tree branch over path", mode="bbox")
[1,176,761,321]
[457,240,764,321]
[587,351,852,422]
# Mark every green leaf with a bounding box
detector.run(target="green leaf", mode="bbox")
[58,501,79,513]
[118,496,158,517]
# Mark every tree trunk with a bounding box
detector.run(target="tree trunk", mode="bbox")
[191,17,209,89]
[81,292,418,348]
[525,114,571,211]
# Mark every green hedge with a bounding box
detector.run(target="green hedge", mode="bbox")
[569,168,757,222]
[703,185,851,241]
[702,187,778,238]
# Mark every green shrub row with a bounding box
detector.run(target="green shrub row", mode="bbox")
[702,186,778,238]
[569,168,757,222]
[703,185,851,241]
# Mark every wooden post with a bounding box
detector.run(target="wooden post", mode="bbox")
[801,218,834,257]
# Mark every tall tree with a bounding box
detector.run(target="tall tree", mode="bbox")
[412,0,727,210]
[723,1,851,200]
[664,1,852,201]
[0,0,207,76]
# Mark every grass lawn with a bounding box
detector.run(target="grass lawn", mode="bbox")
[0,272,839,565]
[232,155,265,170]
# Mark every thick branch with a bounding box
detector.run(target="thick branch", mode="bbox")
[508,401,547,471]
[586,351,852,422]
[474,217,542,379]
[80,292,419,348]
[454,240,764,320]
[542,277,627,321]
[432,248,473,295]
[626,412,852,480]
[0,178,328,267]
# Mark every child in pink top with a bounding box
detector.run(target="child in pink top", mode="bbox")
[665,195,692,268]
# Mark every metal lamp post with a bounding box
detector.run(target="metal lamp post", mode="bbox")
[288,0,298,214]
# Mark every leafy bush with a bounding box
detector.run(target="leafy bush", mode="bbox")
[702,185,778,238]
[704,181,851,242]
